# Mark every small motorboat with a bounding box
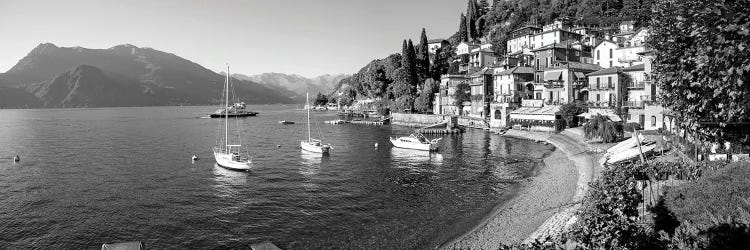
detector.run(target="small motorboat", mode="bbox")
[209,102,258,118]
[279,120,295,125]
[13,155,20,162]
[390,133,441,151]
[324,119,348,124]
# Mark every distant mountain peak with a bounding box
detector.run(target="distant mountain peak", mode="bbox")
[30,43,59,55]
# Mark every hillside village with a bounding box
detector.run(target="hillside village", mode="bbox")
[432,18,663,133]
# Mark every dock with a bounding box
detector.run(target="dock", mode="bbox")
[415,128,463,134]
[350,120,385,125]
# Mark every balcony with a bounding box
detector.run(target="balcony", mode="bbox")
[588,84,614,90]
[588,101,615,108]
[622,100,645,108]
[640,95,661,104]
[459,63,470,72]
[544,81,564,89]
[618,54,642,63]
[627,81,645,89]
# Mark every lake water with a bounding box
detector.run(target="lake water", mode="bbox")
[0,105,552,249]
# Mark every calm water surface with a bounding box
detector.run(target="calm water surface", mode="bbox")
[0,105,552,249]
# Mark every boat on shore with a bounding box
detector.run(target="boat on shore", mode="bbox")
[212,65,253,171]
[209,102,258,118]
[324,119,348,124]
[390,133,441,151]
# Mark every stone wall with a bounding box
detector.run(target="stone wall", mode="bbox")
[391,113,453,128]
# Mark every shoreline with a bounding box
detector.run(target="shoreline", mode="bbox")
[439,129,598,249]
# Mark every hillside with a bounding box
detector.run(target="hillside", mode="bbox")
[0,43,295,108]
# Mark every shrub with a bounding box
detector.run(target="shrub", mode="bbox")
[624,122,642,132]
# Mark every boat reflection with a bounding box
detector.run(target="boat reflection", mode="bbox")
[212,163,248,198]
[299,150,325,189]
[390,147,443,172]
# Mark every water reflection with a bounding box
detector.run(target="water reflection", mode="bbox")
[212,163,248,198]
[299,150,322,176]
[390,147,443,172]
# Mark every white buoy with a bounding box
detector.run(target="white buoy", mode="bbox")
[374,142,378,148]
[192,155,198,161]
[13,155,20,162]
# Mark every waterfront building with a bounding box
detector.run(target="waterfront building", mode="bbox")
[468,68,494,120]
[586,67,626,118]
[622,63,652,127]
[490,66,533,128]
[615,28,649,67]
[427,39,449,54]
[639,50,666,131]
[508,99,561,132]
[534,61,601,105]
[435,74,469,115]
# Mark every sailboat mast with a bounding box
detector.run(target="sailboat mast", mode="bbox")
[307,92,311,142]
[225,65,229,150]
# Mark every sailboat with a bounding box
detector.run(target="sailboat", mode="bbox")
[300,93,331,154]
[213,65,253,171]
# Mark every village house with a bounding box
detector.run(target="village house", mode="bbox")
[585,67,626,121]
[506,25,542,54]
[530,19,583,50]
[621,63,649,127]
[468,68,494,120]
[639,50,666,131]
[593,40,621,68]
[427,39,449,54]
[434,74,469,116]
[489,66,534,128]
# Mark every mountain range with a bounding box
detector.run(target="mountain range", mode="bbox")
[0,43,334,108]
[231,72,348,102]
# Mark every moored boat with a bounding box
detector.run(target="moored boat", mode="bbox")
[212,65,253,171]
[389,133,441,151]
[279,120,295,124]
[301,93,332,154]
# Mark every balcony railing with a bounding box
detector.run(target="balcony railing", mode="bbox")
[544,82,564,88]
[622,101,645,108]
[588,84,615,90]
[627,82,645,89]
[588,101,615,108]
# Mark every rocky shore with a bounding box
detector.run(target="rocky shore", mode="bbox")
[440,128,600,249]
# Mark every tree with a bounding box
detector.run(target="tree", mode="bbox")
[560,102,586,128]
[406,39,418,87]
[566,165,657,249]
[417,28,431,82]
[313,92,328,106]
[453,82,471,114]
[583,114,623,143]
[432,44,455,80]
[414,78,439,113]
[466,0,479,41]
[458,13,469,42]
[650,0,750,144]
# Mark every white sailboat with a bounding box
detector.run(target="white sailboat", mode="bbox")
[213,65,253,171]
[300,93,331,154]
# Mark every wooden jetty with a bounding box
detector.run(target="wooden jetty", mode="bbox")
[350,120,385,125]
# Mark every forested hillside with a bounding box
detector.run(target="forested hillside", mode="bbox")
[332,0,653,112]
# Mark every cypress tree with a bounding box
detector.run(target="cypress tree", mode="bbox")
[406,39,418,88]
[467,0,478,40]
[417,28,430,81]
[458,13,468,42]
[401,39,408,68]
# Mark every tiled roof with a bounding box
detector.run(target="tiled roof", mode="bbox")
[530,40,580,52]
[428,39,446,44]
[623,64,645,72]
[587,66,622,76]
[495,66,534,75]
[471,67,494,76]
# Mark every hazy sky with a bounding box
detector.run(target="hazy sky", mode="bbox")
[0,0,465,77]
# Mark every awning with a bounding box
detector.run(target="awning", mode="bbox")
[543,71,562,81]
[574,72,585,79]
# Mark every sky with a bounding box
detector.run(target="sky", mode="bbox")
[0,0,466,77]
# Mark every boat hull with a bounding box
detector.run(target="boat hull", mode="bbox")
[210,112,257,118]
[389,138,437,151]
[213,151,252,171]
[300,141,330,154]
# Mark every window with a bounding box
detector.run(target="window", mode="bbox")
[596,94,600,101]
[609,61,613,67]
[609,48,613,58]
[597,50,600,60]
[628,113,632,120]
[651,116,657,126]
[608,77,612,88]
[494,110,501,119]
[596,78,600,89]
